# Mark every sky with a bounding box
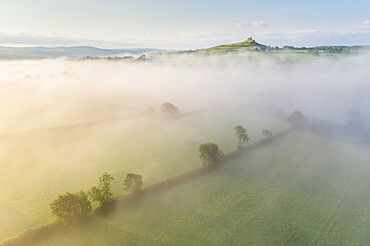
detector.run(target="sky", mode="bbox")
[0,0,369,49]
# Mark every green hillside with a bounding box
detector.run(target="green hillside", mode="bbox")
[37,131,370,246]
[187,38,370,55]
[200,38,267,53]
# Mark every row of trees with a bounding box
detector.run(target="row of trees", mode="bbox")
[50,122,275,224]
[198,125,273,166]
[50,172,143,224]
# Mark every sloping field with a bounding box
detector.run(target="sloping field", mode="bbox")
[38,131,369,245]
[0,110,288,241]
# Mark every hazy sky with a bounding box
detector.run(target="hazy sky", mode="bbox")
[0,0,369,49]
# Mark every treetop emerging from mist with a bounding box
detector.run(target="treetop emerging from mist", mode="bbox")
[289,111,305,129]
[160,102,179,116]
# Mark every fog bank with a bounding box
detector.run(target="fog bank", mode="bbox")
[0,53,369,134]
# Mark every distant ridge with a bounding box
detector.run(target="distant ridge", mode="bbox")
[0,46,167,58]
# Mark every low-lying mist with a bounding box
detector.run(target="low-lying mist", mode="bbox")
[0,53,369,134]
[0,51,369,242]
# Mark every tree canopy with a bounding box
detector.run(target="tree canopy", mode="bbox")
[199,142,224,166]
[262,129,272,139]
[123,173,143,194]
[88,172,114,207]
[234,125,249,150]
[50,191,91,224]
[160,102,179,116]
[289,111,304,128]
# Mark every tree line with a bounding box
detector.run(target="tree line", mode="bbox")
[50,103,283,225]
[50,172,143,225]
[198,124,273,166]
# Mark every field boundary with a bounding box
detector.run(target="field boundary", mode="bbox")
[0,108,207,139]
[115,128,291,207]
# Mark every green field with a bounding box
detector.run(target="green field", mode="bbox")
[0,109,288,241]
[37,131,370,246]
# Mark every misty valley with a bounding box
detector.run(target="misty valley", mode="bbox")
[0,52,369,246]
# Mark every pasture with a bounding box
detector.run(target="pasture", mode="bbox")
[37,131,370,245]
[0,108,288,241]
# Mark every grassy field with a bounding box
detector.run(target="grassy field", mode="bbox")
[37,131,370,246]
[0,109,288,241]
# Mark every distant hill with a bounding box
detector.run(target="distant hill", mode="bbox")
[190,38,370,54]
[198,38,267,53]
[2,41,369,59]
[0,46,167,58]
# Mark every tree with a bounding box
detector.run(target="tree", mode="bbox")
[123,173,143,194]
[289,111,304,128]
[50,191,91,224]
[199,142,224,166]
[88,172,114,207]
[234,125,249,150]
[262,129,273,140]
[160,102,178,116]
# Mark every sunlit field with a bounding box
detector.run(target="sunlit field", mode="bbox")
[0,106,288,240]
[0,54,369,245]
[37,131,370,246]
[1,1,370,245]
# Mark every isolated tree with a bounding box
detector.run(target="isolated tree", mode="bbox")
[289,111,304,128]
[123,173,143,194]
[199,142,224,166]
[262,129,273,140]
[50,191,91,225]
[234,125,249,150]
[88,172,114,207]
[160,102,179,116]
